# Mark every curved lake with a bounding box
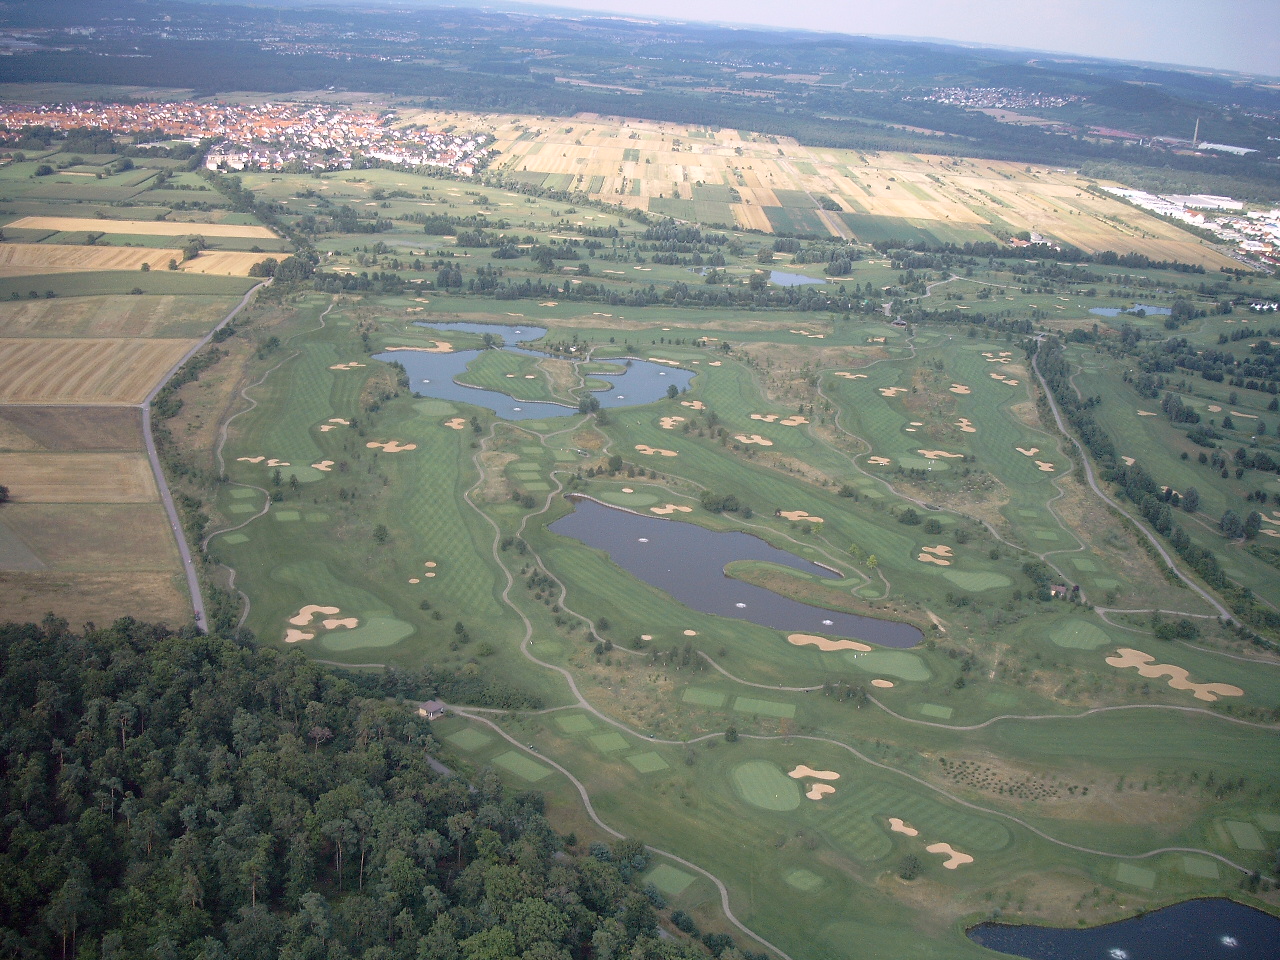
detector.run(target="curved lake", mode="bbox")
[550,498,921,647]
[379,322,693,419]
[968,898,1280,959]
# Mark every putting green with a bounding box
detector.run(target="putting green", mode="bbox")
[220,532,249,545]
[446,728,493,751]
[919,704,953,719]
[645,863,696,896]
[783,868,825,891]
[941,570,1011,591]
[626,751,670,773]
[733,696,796,719]
[682,687,727,707]
[1049,619,1112,650]
[493,750,553,782]
[554,713,595,734]
[319,617,414,651]
[1115,863,1156,889]
[732,760,801,811]
[845,650,931,682]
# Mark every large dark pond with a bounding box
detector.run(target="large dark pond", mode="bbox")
[550,498,921,647]
[968,898,1280,959]
[375,322,694,419]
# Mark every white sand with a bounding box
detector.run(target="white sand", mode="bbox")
[659,416,686,429]
[367,440,417,452]
[833,372,867,380]
[330,362,367,371]
[921,544,952,556]
[751,413,780,423]
[1121,456,1135,466]
[284,629,314,643]
[1106,648,1244,701]
[949,384,971,395]
[789,765,840,781]
[787,633,871,652]
[1137,410,1157,417]
[683,629,698,636]
[444,418,467,430]
[955,418,976,433]
[237,456,265,464]
[266,459,290,467]
[322,618,359,630]
[650,503,693,515]
[926,842,973,869]
[385,342,451,354]
[780,416,809,426]
[872,679,895,688]
[778,509,823,523]
[888,818,918,836]
[329,418,350,425]
[879,387,908,397]
[806,784,836,800]
[1035,460,1055,472]
[647,357,681,366]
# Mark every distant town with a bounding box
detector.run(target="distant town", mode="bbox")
[1102,187,1280,270]
[0,100,493,175]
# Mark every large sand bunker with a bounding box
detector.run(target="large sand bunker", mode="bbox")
[680,400,706,410]
[1035,461,1055,472]
[322,618,358,630]
[921,545,953,557]
[879,387,908,397]
[789,765,840,781]
[926,842,973,869]
[788,633,871,652]
[949,384,971,395]
[1105,648,1244,701]
[312,460,334,471]
[888,818,918,836]
[955,418,976,433]
[751,414,780,422]
[659,416,686,429]
[868,456,892,465]
[917,450,964,460]
[444,418,467,430]
[780,415,809,427]
[833,372,867,379]
[285,629,314,643]
[385,342,451,353]
[367,440,417,452]
[330,362,367,371]
[650,503,693,515]
[1016,447,1040,457]
[806,784,836,800]
[635,444,678,457]
[290,604,340,626]
[872,679,895,688]
[778,509,823,523]
[647,357,682,366]
[736,434,774,446]
[918,553,952,566]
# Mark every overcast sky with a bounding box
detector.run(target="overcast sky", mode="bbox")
[507,0,1279,77]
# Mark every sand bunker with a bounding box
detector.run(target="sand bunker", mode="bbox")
[329,418,350,425]
[833,372,868,379]
[888,818,918,836]
[385,342,451,354]
[647,357,682,366]
[1105,648,1244,702]
[322,618,359,630]
[409,578,420,584]
[680,400,706,410]
[868,337,886,344]
[444,418,467,430]
[921,545,953,557]
[425,561,437,567]
[683,629,698,636]
[780,416,809,426]
[872,679,895,688]
[621,487,634,493]
[318,425,338,432]
[918,553,952,566]
[1034,461,1055,472]
[926,843,973,869]
[736,434,774,446]
[868,456,892,465]
[1121,456,1136,466]
[367,441,418,452]
[659,416,686,429]
[284,629,314,643]
[237,456,265,464]
[806,784,836,800]
[290,604,341,626]
[879,387,908,397]
[751,414,780,423]
[949,384,971,395]
[778,509,824,523]
[1137,410,1157,417]
[788,633,872,652]
[789,765,840,781]
[635,445,678,457]
[1207,405,1222,413]
[330,362,367,371]
[1016,447,1039,457]
[955,418,976,433]
[917,450,964,460]
[789,329,826,339]
[651,503,693,515]
[267,459,290,467]
[312,460,334,471]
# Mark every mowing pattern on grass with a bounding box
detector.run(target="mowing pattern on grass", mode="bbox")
[732,760,802,811]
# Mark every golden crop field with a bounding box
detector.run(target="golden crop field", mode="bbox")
[0,337,198,404]
[0,452,158,503]
[0,294,239,339]
[5,216,278,239]
[0,570,191,627]
[0,244,271,277]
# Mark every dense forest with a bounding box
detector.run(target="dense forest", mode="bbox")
[0,618,750,960]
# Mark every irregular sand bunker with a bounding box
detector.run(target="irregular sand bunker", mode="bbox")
[329,418,351,425]
[367,440,418,452]
[312,460,334,471]
[780,416,809,427]
[871,679,895,688]
[1016,447,1040,457]
[237,456,265,464]
[330,362,367,371]
[659,416,686,429]
[888,818,918,836]
[736,434,773,446]
[788,633,872,652]
[833,372,867,379]
[926,842,973,869]
[635,444,678,457]
[1035,461,1055,472]
[790,329,826,339]
[921,545,952,556]
[284,629,314,643]
[1105,648,1244,701]
[290,604,341,626]
[680,400,706,410]
[318,425,339,432]
[707,361,722,367]
[1121,456,1136,466]
[1207,405,1222,413]
[868,456,892,465]
[647,357,682,366]
[267,459,290,467]
[1137,410,1157,417]
[778,509,823,523]
[385,342,451,353]
[879,387,908,397]
[322,618,359,630]
[949,384,971,395]
[917,450,964,460]
[918,553,952,566]
[789,765,840,781]
[751,413,780,423]
[868,337,886,343]
[650,503,693,515]
[955,418,976,433]
[806,784,836,800]
[444,418,467,430]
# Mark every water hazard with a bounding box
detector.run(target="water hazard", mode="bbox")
[968,897,1280,960]
[550,498,921,647]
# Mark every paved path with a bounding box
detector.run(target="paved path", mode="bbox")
[141,280,268,632]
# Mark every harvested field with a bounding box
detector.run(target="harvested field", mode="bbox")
[0,502,179,569]
[6,216,278,239]
[0,338,197,404]
[0,452,157,502]
[0,294,239,339]
[0,243,181,275]
[177,251,275,276]
[1,405,143,452]
[0,570,189,626]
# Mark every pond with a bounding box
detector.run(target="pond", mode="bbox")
[1088,303,1173,317]
[767,270,827,287]
[376,322,694,420]
[968,897,1280,959]
[549,497,921,647]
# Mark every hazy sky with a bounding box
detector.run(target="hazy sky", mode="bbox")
[508,0,1279,77]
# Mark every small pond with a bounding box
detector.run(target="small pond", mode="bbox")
[550,497,921,647]
[767,270,827,287]
[1088,303,1173,317]
[968,897,1280,959]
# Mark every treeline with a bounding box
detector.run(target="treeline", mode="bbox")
[870,239,1208,274]
[0,617,766,960]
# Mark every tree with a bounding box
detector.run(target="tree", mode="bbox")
[1181,487,1200,513]
[898,507,921,525]
[0,484,8,505]
[372,524,389,545]
[724,725,738,742]
[898,855,921,881]
[666,384,679,400]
